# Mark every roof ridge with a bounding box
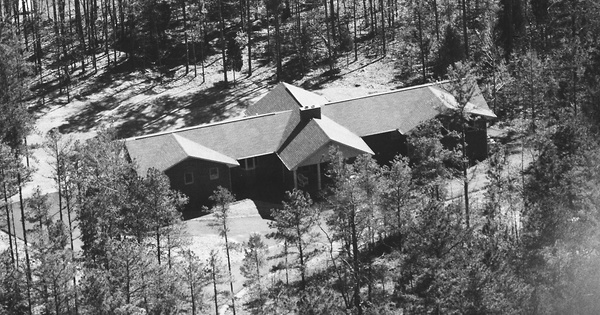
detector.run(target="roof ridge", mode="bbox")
[325,80,449,106]
[124,110,293,141]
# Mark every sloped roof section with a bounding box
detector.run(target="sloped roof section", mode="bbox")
[322,82,495,137]
[315,116,374,154]
[277,120,328,170]
[172,134,239,167]
[126,134,239,172]
[175,111,295,159]
[283,83,328,108]
[322,84,441,136]
[126,111,296,172]
[278,116,373,170]
[246,82,328,116]
[428,84,496,118]
[126,134,189,172]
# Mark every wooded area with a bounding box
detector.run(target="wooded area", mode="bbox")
[3,0,600,313]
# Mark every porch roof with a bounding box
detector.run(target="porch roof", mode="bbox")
[277,115,373,170]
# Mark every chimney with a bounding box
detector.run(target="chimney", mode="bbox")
[300,105,321,120]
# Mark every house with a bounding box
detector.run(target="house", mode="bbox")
[124,82,495,216]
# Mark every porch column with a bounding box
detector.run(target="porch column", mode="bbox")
[317,163,322,191]
[228,167,233,190]
[293,169,298,190]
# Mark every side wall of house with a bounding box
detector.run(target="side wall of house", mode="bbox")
[465,119,488,162]
[166,159,231,218]
[441,118,489,163]
[231,154,292,203]
[363,131,408,165]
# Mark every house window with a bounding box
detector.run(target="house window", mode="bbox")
[209,167,219,180]
[184,171,194,185]
[241,157,256,170]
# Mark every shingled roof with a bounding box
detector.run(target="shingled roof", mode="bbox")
[125,81,494,174]
[322,82,495,137]
[126,111,296,172]
[278,115,373,170]
[246,82,328,116]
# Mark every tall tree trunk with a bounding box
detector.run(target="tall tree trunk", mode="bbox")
[275,11,282,81]
[296,224,306,289]
[461,0,468,58]
[219,0,228,84]
[353,0,357,60]
[156,227,161,265]
[190,281,196,315]
[20,0,29,50]
[182,0,189,74]
[11,199,19,268]
[75,0,86,71]
[247,0,252,76]
[111,0,117,61]
[65,184,79,315]
[324,0,333,70]
[211,256,219,315]
[52,0,62,92]
[192,33,197,76]
[18,172,33,315]
[417,6,426,82]
[379,0,385,55]
[224,233,236,315]
[2,179,14,265]
[350,204,362,315]
[433,0,440,43]
[32,0,43,73]
[329,0,336,41]
[362,0,367,28]
[91,0,98,72]
[462,124,469,228]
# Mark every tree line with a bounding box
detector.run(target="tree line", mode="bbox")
[0,0,586,93]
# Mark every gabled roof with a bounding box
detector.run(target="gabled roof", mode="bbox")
[246,82,328,116]
[315,116,374,154]
[322,84,441,136]
[126,81,495,174]
[283,83,328,108]
[321,82,495,137]
[172,134,239,167]
[126,133,237,172]
[126,111,295,172]
[428,85,496,118]
[278,116,373,170]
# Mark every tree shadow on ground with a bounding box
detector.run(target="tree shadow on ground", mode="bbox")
[58,95,119,134]
[112,78,269,139]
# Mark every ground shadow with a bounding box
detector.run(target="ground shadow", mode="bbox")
[112,78,268,139]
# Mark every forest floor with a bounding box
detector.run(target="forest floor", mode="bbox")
[0,35,530,314]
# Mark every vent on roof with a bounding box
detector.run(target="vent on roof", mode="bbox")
[300,105,321,120]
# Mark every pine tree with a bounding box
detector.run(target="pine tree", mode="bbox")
[267,189,319,290]
[179,249,208,315]
[240,233,268,312]
[440,62,480,228]
[207,249,226,315]
[380,156,412,244]
[209,186,237,315]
